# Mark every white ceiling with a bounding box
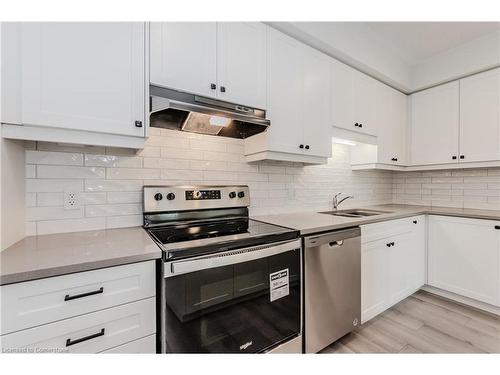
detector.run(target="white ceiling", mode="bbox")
[365,22,500,66]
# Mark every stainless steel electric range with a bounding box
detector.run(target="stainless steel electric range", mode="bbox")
[143,185,302,354]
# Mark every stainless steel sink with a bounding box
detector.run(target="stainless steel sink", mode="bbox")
[318,209,391,218]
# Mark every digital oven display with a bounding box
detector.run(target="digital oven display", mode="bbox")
[185,190,222,200]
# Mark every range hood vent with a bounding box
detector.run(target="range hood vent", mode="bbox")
[149,85,270,139]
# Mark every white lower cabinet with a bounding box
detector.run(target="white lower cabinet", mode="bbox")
[102,334,156,354]
[0,260,157,353]
[428,215,500,306]
[0,298,155,353]
[361,216,426,323]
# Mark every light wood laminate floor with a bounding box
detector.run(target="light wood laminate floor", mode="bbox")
[320,290,500,353]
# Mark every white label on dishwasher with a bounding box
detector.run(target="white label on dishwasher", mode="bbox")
[269,268,289,302]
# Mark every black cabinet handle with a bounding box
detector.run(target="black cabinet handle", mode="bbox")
[495,225,500,230]
[210,83,216,90]
[299,144,304,149]
[391,242,395,246]
[220,86,226,93]
[386,242,395,247]
[413,220,417,224]
[391,158,398,162]
[134,121,142,128]
[452,156,457,160]
[66,328,105,347]
[305,145,310,150]
[354,123,359,127]
[64,287,104,301]
[359,123,363,128]
[460,155,465,159]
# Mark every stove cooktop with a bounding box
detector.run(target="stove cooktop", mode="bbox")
[147,219,299,260]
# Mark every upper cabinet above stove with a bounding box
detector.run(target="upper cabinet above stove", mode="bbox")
[150,22,267,110]
[1,22,148,149]
[244,27,332,164]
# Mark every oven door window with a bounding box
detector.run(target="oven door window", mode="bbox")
[165,249,300,353]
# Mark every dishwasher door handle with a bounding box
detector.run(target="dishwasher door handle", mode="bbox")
[329,240,344,247]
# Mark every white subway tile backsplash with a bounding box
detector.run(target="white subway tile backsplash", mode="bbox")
[106,215,143,229]
[106,191,142,204]
[85,154,143,168]
[26,206,84,221]
[25,165,36,178]
[37,192,64,206]
[25,193,37,207]
[27,179,83,193]
[85,179,143,192]
[85,203,142,218]
[106,167,160,180]
[27,150,83,166]
[37,218,106,235]
[37,165,105,179]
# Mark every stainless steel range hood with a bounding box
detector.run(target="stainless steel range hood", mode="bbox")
[149,85,270,139]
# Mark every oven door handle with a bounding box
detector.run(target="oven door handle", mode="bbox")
[166,238,301,276]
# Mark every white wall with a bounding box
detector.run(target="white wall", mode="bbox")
[23,129,394,236]
[1,138,25,249]
[412,31,500,91]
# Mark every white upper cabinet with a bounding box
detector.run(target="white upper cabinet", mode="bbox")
[260,29,303,155]
[331,60,377,136]
[459,68,500,163]
[376,83,408,165]
[428,216,500,306]
[244,27,331,163]
[301,45,332,158]
[149,22,217,98]
[216,23,267,109]
[410,81,459,165]
[13,23,146,137]
[150,22,267,109]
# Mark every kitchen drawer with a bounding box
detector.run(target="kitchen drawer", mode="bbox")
[101,334,156,353]
[1,261,155,335]
[0,298,156,353]
[361,216,423,244]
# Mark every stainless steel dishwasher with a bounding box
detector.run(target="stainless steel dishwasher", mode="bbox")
[304,227,361,353]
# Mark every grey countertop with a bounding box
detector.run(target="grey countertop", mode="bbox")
[0,227,161,285]
[254,204,500,235]
[4,203,500,286]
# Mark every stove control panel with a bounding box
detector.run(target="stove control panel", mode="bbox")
[186,190,221,200]
[143,185,250,212]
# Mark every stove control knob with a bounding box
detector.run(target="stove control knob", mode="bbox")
[229,191,236,199]
[193,190,202,199]
[166,193,176,200]
[154,193,163,201]
[238,191,245,198]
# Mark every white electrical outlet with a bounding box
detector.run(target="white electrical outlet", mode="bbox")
[64,191,80,210]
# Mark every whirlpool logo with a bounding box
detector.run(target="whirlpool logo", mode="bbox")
[239,341,253,350]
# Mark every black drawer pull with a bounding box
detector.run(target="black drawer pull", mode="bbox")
[495,225,500,230]
[64,287,104,301]
[413,220,417,224]
[66,328,105,347]
[386,243,391,247]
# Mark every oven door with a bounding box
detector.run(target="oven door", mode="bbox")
[162,239,301,353]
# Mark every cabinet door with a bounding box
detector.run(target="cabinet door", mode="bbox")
[410,81,459,165]
[361,238,391,323]
[301,46,332,158]
[377,85,408,165]
[20,23,145,137]
[352,71,378,136]
[330,59,355,131]
[265,28,303,154]
[460,68,500,162]
[428,215,500,306]
[150,22,217,97]
[216,22,267,109]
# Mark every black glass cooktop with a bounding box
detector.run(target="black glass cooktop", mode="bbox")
[147,219,299,260]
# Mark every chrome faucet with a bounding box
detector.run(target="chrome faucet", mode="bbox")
[333,193,354,210]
